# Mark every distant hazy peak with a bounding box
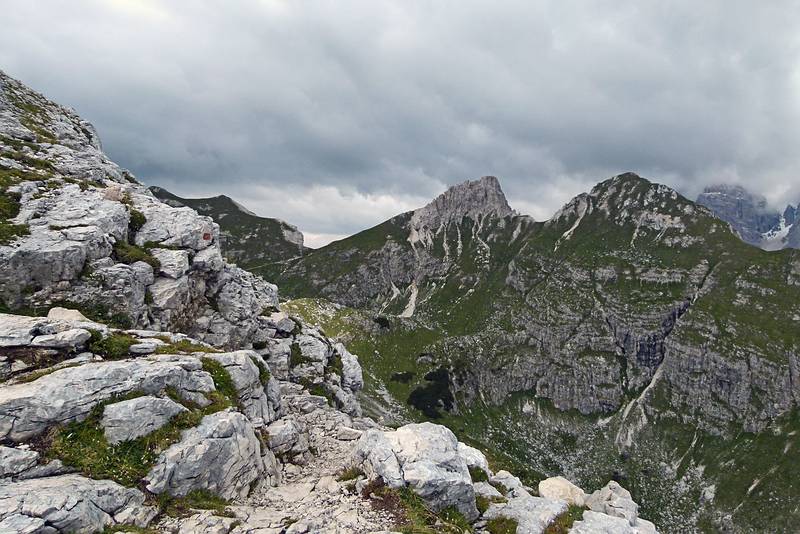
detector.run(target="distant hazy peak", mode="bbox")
[410,175,514,229]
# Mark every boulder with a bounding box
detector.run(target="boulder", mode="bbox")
[490,470,528,496]
[47,307,89,322]
[474,481,504,499]
[0,355,214,442]
[0,474,155,533]
[29,328,90,349]
[483,494,568,534]
[145,410,265,500]
[149,275,190,310]
[265,416,309,458]
[192,245,224,272]
[585,481,638,525]
[101,395,188,444]
[569,510,658,533]
[352,422,478,521]
[134,202,217,251]
[538,476,586,507]
[336,342,364,392]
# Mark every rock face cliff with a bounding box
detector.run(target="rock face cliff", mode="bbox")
[696,184,798,250]
[149,186,307,269]
[0,70,285,349]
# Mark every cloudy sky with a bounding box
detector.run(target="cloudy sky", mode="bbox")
[2,1,799,246]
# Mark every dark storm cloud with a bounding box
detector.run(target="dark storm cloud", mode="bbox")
[2,0,799,245]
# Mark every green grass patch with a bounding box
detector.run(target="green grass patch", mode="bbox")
[43,392,204,487]
[544,505,586,533]
[157,489,233,518]
[336,466,364,482]
[289,342,314,367]
[88,332,138,359]
[469,466,489,483]
[486,516,518,534]
[154,339,219,354]
[249,355,271,385]
[128,208,147,235]
[113,241,160,270]
[201,358,239,409]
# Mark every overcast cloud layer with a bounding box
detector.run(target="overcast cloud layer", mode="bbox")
[2,1,800,246]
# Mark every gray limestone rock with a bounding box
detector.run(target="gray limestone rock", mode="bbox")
[0,474,155,533]
[101,395,188,445]
[0,355,214,442]
[145,410,264,500]
[204,351,282,427]
[483,495,568,534]
[352,422,478,521]
[0,445,39,477]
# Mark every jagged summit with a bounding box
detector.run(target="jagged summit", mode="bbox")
[410,175,514,230]
[696,183,798,249]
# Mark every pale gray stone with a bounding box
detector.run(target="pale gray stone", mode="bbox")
[352,422,478,521]
[204,351,282,428]
[0,355,214,442]
[0,474,153,533]
[0,445,38,477]
[458,441,491,478]
[150,248,190,279]
[101,395,188,444]
[145,410,264,500]
[483,494,568,534]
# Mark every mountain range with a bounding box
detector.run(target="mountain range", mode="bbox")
[2,68,799,533]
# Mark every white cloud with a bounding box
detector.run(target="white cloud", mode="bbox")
[1,0,798,236]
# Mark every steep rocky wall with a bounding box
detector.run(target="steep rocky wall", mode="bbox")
[0,70,279,349]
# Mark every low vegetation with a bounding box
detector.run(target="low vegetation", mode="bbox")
[43,361,241,488]
[88,331,138,359]
[157,489,233,518]
[362,478,473,533]
[154,338,219,354]
[543,505,587,533]
[485,516,518,534]
[113,241,161,270]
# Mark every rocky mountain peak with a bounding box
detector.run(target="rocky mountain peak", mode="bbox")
[409,175,513,230]
[696,183,797,249]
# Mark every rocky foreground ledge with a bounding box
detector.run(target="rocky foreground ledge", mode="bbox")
[0,309,657,533]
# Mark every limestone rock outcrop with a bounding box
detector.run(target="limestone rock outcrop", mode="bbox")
[352,422,480,521]
[145,410,265,500]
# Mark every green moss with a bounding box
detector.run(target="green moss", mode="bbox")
[128,208,147,235]
[469,466,489,483]
[289,342,313,367]
[486,516,519,534]
[201,358,239,408]
[155,339,219,354]
[158,489,233,518]
[113,241,160,270]
[544,505,586,534]
[88,332,138,359]
[249,355,271,385]
[0,188,29,245]
[336,466,364,482]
